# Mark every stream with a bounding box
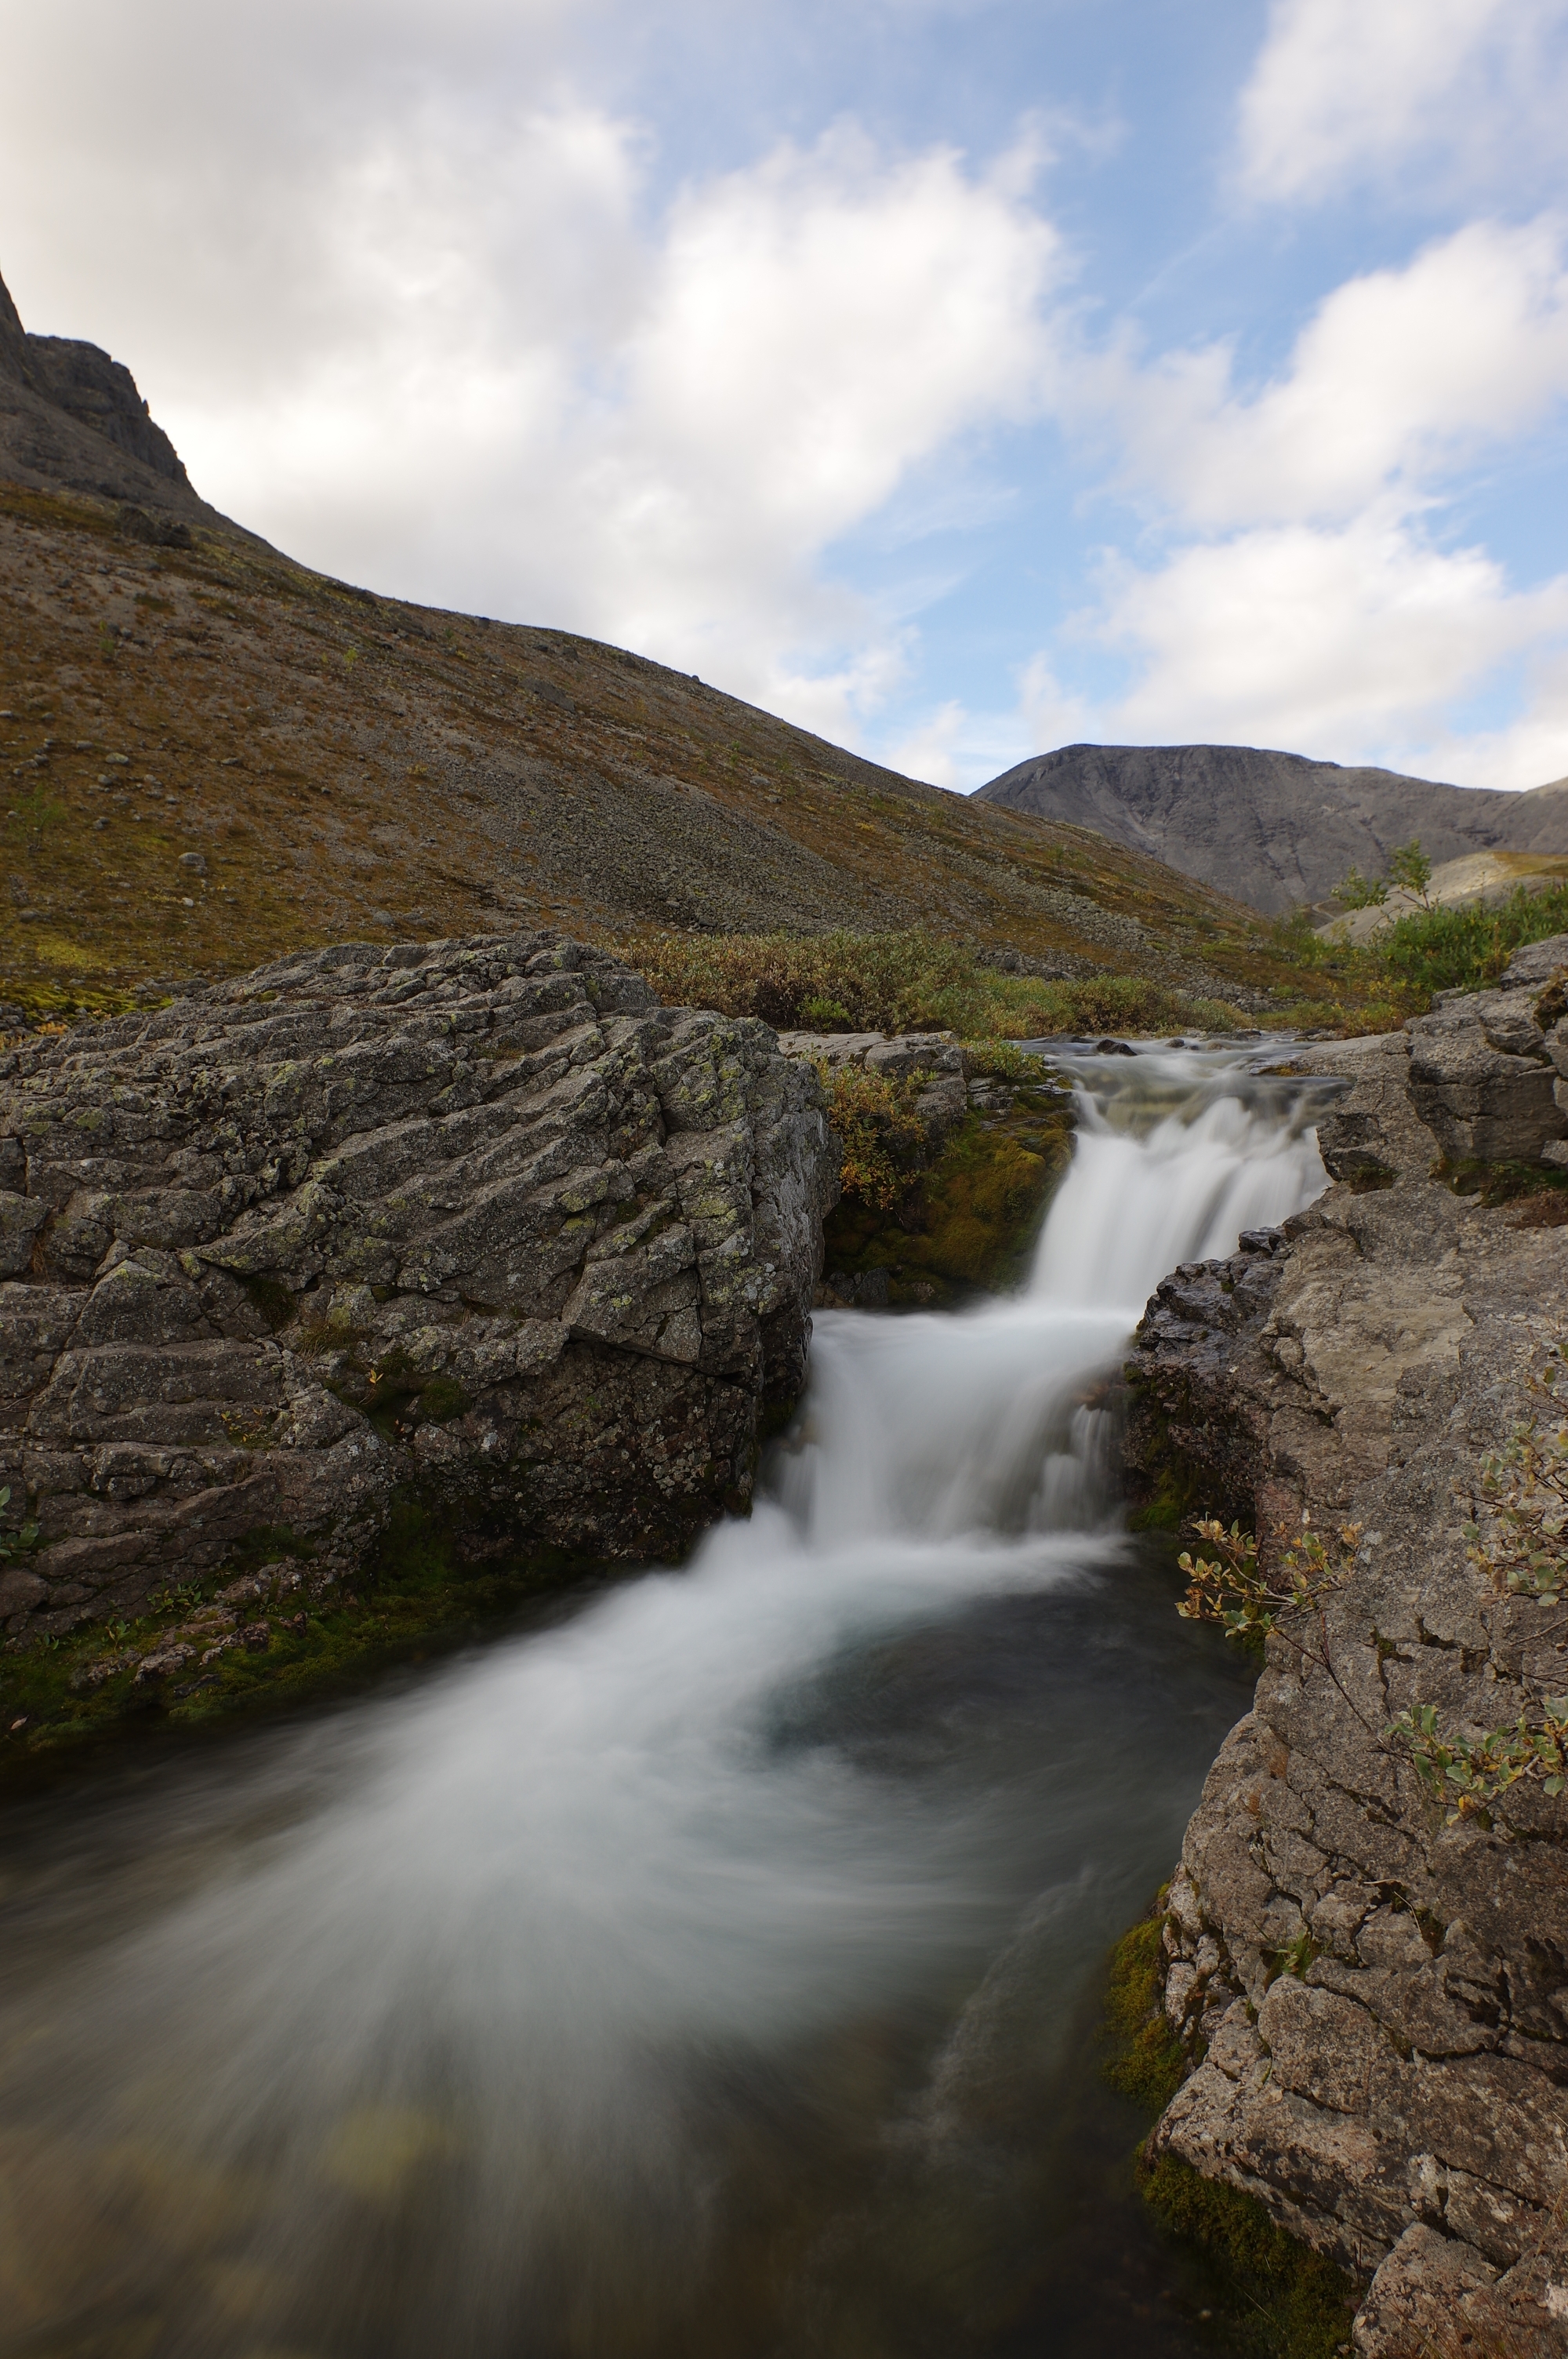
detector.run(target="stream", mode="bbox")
[0,1045,1339,2359]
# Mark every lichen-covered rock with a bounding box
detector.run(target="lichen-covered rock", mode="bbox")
[0,929,837,1640]
[1126,969,1568,2354]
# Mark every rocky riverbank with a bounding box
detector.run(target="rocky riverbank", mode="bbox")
[1125,939,1568,2355]
[0,929,838,1747]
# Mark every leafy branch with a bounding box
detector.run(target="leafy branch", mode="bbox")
[1460,1339,1568,1606]
[1331,863,1387,912]
[1332,837,1434,914]
[1387,1696,1568,1823]
[1176,1513,1360,1644]
[1173,1329,1568,1831]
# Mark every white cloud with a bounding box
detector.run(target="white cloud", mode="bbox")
[1236,0,1568,204]
[1094,511,1568,757]
[1110,219,1568,529]
[1022,220,1568,790]
[1014,653,1093,754]
[887,700,969,788]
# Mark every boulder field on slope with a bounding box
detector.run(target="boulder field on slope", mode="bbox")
[1123,937,1568,2356]
[0,929,838,1644]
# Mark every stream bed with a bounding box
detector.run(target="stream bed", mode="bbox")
[0,1045,1340,2359]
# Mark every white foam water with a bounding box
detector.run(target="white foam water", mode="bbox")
[0,1042,1337,2357]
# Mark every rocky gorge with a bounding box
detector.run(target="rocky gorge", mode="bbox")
[1127,938,1568,2354]
[8,916,1568,2357]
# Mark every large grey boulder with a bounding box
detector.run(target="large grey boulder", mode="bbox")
[0,929,837,1640]
[1125,998,1568,2354]
[1407,933,1568,1165]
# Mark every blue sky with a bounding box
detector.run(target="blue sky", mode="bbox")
[4,0,1567,791]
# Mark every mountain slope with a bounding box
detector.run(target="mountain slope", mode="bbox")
[0,264,1332,1020]
[977,742,1568,914]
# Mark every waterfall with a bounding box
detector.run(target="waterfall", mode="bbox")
[0,1041,1337,2357]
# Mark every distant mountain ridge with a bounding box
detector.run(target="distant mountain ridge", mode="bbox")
[976,742,1568,914]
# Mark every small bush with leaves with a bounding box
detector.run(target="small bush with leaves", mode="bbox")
[614,926,1243,1041]
[1376,881,1568,997]
[1386,838,1434,906]
[1332,862,1388,911]
[1332,838,1432,914]
[1462,1338,1568,1606]
[815,1061,928,1211]
[1176,1514,1359,1644]
[1387,1696,1568,1823]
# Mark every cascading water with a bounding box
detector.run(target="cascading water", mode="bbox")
[0,1045,1339,2359]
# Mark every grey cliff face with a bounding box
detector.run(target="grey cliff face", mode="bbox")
[1125,942,1568,2355]
[0,930,838,1638]
[0,261,237,531]
[977,741,1568,915]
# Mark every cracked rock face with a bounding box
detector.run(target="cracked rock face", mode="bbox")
[1407,932,1568,1168]
[0,929,837,1638]
[1126,940,1568,2357]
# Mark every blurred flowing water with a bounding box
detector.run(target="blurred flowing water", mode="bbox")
[0,1045,1338,2359]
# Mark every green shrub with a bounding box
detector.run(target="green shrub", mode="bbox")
[1377,885,1568,997]
[816,1063,928,1210]
[616,928,1243,1040]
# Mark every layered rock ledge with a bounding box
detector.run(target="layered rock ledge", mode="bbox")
[0,930,837,1642]
[1127,939,1568,2357]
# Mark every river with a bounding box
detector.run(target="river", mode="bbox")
[0,1044,1337,2358]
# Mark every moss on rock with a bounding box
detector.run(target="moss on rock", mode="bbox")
[1136,2153,1359,2359]
[0,1506,604,1781]
[821,1080,1075,1306]
[1099,1900,1189,2110]
[1097,1896,1360,2359]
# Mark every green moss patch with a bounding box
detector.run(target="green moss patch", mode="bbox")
[1437,1156,1568,1215]
[1136,2153,1359,2359]
[822,1090,1074,1306]
[0,1504,604,1784]
[1094,1897,1363,2358]
[1098,1903,1189,2111]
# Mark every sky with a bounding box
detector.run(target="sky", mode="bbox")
[3,0,1568,794]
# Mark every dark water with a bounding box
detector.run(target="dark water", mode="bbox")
[0,1548,1253,2359]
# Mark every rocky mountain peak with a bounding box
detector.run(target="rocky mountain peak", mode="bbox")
[0,259,223,526]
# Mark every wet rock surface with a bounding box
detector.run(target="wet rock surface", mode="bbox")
[1127,942,1568,2355]
[0,929,837,1641]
